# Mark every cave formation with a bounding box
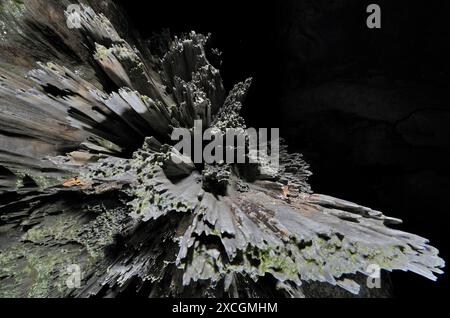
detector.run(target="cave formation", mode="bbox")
[0,0,445,298]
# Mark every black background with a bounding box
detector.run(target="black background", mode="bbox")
[118,0,449,298]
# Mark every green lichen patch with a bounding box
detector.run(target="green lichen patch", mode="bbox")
[0,244,83,298]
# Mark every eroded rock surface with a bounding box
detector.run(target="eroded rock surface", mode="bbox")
[0,0,445,297]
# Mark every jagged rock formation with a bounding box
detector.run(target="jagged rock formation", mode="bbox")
[0,0,445,298]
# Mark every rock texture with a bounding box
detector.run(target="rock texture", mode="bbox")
[0,0,445,297]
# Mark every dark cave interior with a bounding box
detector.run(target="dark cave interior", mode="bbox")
[118,0,450,297]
